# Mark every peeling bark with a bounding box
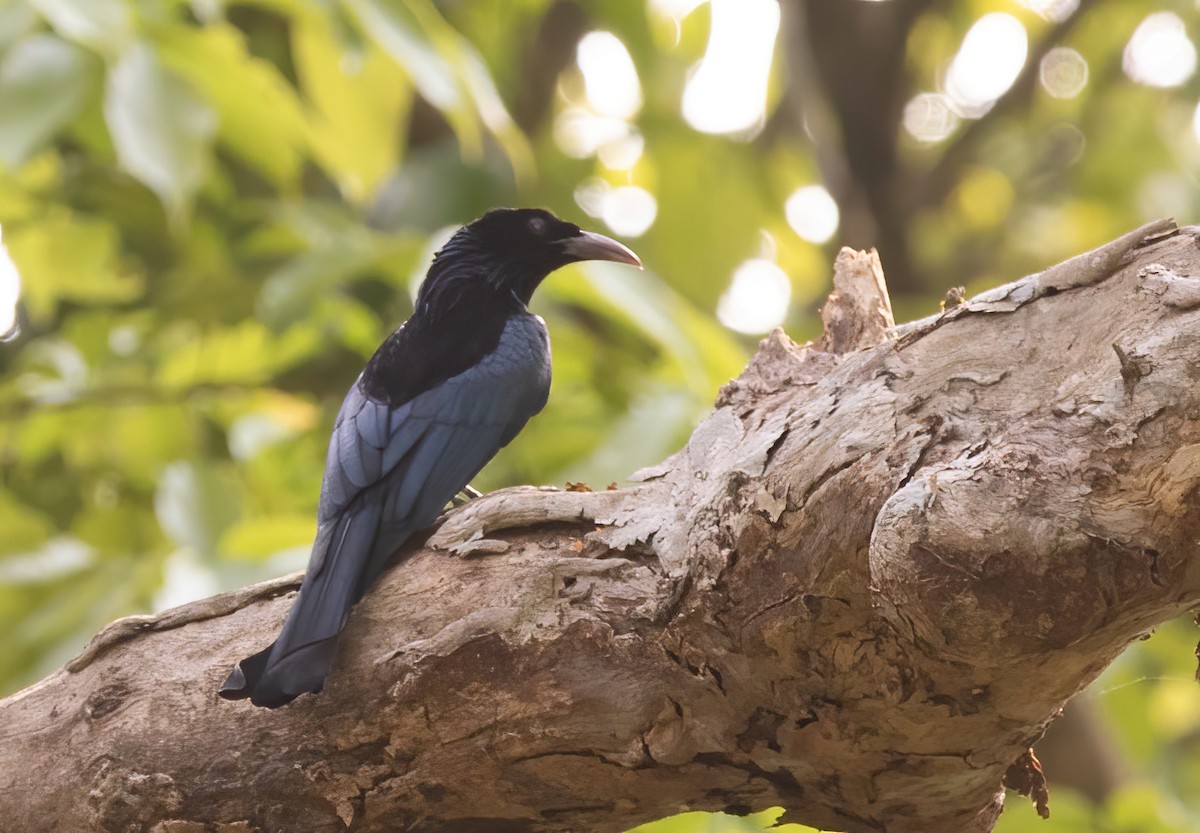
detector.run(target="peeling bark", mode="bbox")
[3,220,1200,833]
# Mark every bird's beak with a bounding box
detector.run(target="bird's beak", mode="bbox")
[562,230,643,269]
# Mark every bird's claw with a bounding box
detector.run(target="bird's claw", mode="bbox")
[449,484,484,508]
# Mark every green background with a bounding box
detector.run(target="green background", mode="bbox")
[0,0,1198,830]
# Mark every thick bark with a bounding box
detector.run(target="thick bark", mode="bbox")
[3,220,1200,833]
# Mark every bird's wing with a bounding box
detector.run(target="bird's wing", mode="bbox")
[309,349,549,600]
[313,314,550,570]
[223,316,550,706]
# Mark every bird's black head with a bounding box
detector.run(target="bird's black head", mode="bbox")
[418,208,641,312]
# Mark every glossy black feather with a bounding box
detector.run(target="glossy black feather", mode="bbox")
[361,208,588,406]
[219,208,639,708]
[359,299,511,407]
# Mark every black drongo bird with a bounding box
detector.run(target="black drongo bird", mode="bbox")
[219,208,641,708]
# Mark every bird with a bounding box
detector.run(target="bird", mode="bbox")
[219,208,641,708]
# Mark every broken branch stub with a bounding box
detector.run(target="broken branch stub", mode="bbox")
[1,221,1199,833]
[818,246,896,354]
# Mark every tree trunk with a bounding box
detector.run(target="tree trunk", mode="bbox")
[3,220,1199,833]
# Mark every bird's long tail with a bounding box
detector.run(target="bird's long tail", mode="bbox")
[219,494,400,708]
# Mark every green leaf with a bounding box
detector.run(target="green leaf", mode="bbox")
[257,239,385,328]
[0,34,96,168]
[344,0,462,119]
[218,514,315,562]
[629,808,826,833]
[576,261,746,396]
[0,490,56,556]
[5,213,143,323]
[154,319,321,389]
[555,386,695,486]
[649,134,770,308]
[155,22,309,189]
[29,0,133,54]
[343,0,532,182]
[103,41,216,223]
[291,9,411,201]
[154,460,242,558]
[459,46,534,184]
[74,504,163,557]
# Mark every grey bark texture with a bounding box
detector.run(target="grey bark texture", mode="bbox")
[3,220,1199,833]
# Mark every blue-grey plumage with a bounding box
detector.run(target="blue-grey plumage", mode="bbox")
[223,315,551,707]
[219,207,638,708]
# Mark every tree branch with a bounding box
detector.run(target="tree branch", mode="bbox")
[3,220,1200,833]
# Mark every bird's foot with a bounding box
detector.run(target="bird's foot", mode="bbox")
[450,485,484,508]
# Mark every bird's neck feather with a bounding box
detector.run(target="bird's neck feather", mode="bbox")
[419,232,550,313]
[361,299,520,406]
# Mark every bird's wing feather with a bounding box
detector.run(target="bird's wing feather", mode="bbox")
[224,315,550,706]
[322,314,549,526]
[358,323,551,588]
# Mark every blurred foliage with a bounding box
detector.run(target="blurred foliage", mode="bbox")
[0,0,1198,831]
[629,808,822,833]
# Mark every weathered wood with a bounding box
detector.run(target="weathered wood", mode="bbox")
[3,220,1199,833]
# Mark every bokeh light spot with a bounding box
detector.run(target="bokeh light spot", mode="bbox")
[0,225,22,341]
[1137,171,1194,221]
[553,107,634,158]
[108,325,139,356]
[1044,122,1086,168]
[903,92,959,142]
[577,32,642,120]
[945,13,1028,116]
[682,0,780,136]
[1123,12,1196,88]
[717,258,791,334]
[574,177,610,218]
[598,131,645,170]
[1040,47,1088,98]
[1016,0,1079,23]
[601,186,657,237]
[785,185,840,244]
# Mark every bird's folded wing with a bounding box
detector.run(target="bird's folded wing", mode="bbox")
[304,344,549,591]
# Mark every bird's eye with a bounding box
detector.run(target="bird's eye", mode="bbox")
[527,216,547,235]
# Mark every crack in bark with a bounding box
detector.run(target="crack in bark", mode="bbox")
[764,426,791,467]
[896,418,943,490]
[798,457,858,507]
